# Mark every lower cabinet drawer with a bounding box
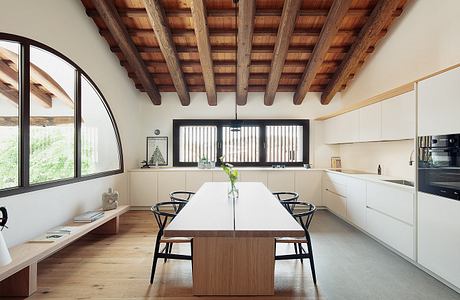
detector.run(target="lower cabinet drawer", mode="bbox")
[325,190,347,219]
[366,208,414,260]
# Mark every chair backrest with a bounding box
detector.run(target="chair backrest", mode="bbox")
[272,192,299,202]
[281,201,316,232]
[170,191,195,202]
[151,202,179,233]
[169,191,194,213]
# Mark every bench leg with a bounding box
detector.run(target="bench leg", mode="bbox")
[92,216,119,235]
[0,262,37,297]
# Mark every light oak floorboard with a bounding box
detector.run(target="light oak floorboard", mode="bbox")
[20,211,459,300]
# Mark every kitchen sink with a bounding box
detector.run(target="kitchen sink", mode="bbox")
[383,179,414,187]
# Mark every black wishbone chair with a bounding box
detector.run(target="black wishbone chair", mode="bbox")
[170,191,195,213]
[150,202,192,284]
[276,202,317,285]
[273,192,299,213]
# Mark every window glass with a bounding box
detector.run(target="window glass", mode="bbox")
[266,125,303,162]
[179,125,217,163]
[222,126,260,163]
[81,75,120,175]
[29,46,75,184]
[0,41,20,189]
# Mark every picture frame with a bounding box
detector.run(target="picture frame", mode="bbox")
[146,136,168,166]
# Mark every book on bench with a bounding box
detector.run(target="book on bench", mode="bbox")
[73,211,104,223]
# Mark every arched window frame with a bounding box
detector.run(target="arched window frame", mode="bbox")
[0,33,124,197]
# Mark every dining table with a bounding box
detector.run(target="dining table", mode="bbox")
[164,182,304,296]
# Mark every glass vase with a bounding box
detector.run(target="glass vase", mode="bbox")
[228,182,239,200]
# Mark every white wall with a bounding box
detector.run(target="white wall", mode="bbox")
[139,92,341,169]
[340,140,415,181]
[0,0,147,246]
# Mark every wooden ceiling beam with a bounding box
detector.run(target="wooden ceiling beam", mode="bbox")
[190,0,216,105]
[143,0,190,106]
[236,0,256,106]
[111,45,375,55]
[128,72,338,81]
[99,27,367,38]
[264,0,302,106]
[92,0,161,105]
[87,8,402,18]
[293,0,352,105]
[0,80,19,105]
[135,84,337,93]
[0,48,73,108]
[321,0,401,105]
[0,116,75,127]
[0,60,52,108]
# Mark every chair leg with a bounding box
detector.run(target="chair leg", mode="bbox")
[298,243,304,264]
[164,243,170,263]
[306,241,317,285]
[294,243,298,255]
[150,233,162,284]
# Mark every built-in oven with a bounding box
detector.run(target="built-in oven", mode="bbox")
[418,134,460,200]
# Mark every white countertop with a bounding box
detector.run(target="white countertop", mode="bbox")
[129,167,414,190]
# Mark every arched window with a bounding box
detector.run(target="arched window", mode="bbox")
[0,33,123,196]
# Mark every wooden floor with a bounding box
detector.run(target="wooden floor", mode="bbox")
[21,210,459,300]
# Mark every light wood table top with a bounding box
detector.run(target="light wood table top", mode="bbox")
[164,182,303,238]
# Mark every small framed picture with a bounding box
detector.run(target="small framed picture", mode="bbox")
[146,136,168,166]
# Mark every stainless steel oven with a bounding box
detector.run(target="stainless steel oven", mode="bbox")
[418,134,460,200]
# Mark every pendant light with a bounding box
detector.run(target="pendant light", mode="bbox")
[230,0,241,132]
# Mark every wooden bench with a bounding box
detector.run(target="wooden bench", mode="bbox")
[0,205,130,297]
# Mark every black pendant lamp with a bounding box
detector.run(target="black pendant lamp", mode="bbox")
[230,0,241,132]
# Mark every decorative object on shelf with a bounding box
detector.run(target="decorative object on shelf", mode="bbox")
[331,157,342,169]
[141,160,150,169]
[303,163,311,169]
[198,156,216,169]
[221,158,239,199]
[0,207,12,266]
[154,129,161,136]
[378,164,382,175]
[102,188,119,211]
[146,136,168,167]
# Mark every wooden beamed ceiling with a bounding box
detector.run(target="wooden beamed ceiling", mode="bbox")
[82,0,407,106]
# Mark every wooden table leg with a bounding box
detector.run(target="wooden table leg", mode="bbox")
[193,237,275,296]
[92,216,119,234]
[0,262,37,297]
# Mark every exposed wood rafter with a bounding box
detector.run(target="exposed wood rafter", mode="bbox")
[0,80,18,105]
[0,60,52,108]
[264,0,302,106]
[190,0,216,106]
[0,116,75,127]
[92,0,161,105]
[143,0,190,106]
[236,0,256,106]
[321,0,401,105]
[293,0,352,105]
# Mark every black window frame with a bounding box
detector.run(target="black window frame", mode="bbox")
[0,33,124,198]
[173,119,309,167]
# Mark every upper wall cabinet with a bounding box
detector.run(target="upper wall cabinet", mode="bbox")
[381,90,415,140]
[418,66,460,136]
[359,102,382,142]
[322,88,415,144]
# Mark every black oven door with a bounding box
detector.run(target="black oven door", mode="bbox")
[418,145,460,200]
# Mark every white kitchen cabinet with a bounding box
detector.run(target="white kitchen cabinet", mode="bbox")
[346,178,366,229]
[366,207,414,259]
[323,110,359,144]
[186,171,212,191]
[267,171,295,192]
[326,190,347,218]
[240,170,268,186]
[366,182,414,225]
[212,170,229,182]
[129,171,158,206]
[157,171,186,201]
[418,192,460,288]
[418,66,460,136]
[294,171,322,206]
[322,172,348,218]
[359,102,381,142]
[381,90,415,140]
